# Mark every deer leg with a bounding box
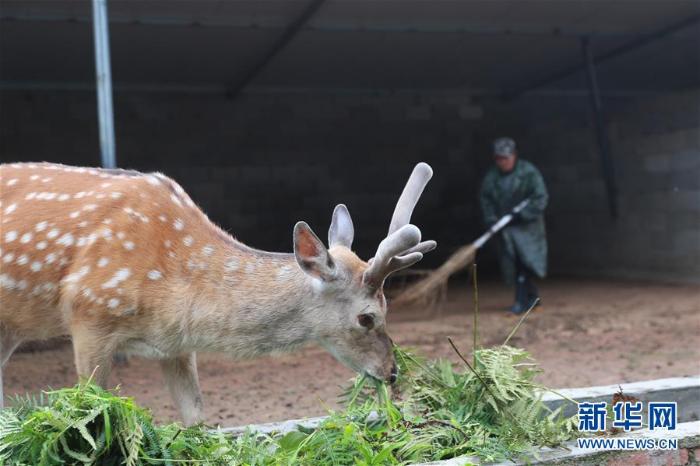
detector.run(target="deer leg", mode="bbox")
[0,328,23,408]
[159,352,203,425]
[70,322,116,387]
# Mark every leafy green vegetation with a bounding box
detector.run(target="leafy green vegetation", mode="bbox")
[0,342,576,465]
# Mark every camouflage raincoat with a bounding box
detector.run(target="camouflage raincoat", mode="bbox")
[479,159,548,286]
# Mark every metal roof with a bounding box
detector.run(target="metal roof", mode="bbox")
[1,0,698,93]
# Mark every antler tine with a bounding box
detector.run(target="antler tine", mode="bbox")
[387,162,433,236]
[364,162,436,289]
[363,224,421,288]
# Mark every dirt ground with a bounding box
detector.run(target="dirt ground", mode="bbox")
[4,278,699,427]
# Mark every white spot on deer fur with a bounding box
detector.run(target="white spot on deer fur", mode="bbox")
[64,265,90,283]
[168,251,176,258]
[170,194,182,207]
[277,265,293,280]
[187,258,206,270]
[30,261,42,272]
[202,245,214,256]
[25,192,36,200]
[146,176,160,186]
[41,177,52,183]
[158,215,167,222]
[173,218,184,230]
[103,219,112,225]
[0,274,17,290]
[245,262,256,274]
[116,232,125,240]
[17,280,28,291]
[74,192,86,199]
[83,204,98,211]
[57,194,70,201]
[3,253,15,264]
[4,230,18,242]
[164,240,172,248]
[78,221,89,228]
[45,253,57,264]
[35,221,48,232]
[107,298,120,309]
[182,236,193,246]
[47,228,60,239]
[30,175,39,180]
[4,203,17,215]
[69,211,80,219]
[123,241,135,250]
[56,233,75,247]
[16,254,29,266]
[97,257,110,267]
[6,178,18,186]
[100,182,111,188]
[110,192,122,199]
[147,270,162,280]
[36,241,48,250]
[20,232,33,243]
[102,268,130,289]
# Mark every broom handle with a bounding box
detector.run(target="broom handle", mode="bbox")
[472,198,530,250]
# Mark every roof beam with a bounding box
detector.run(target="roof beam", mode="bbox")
[0,13,681,39]
[225,0,326,100]
[503,13,700,100]
[582,37,618,218]
[1,80,692,96]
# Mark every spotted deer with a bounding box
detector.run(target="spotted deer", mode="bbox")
[0,161,435,423]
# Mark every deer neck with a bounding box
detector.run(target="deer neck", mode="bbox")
[175,239,324,357]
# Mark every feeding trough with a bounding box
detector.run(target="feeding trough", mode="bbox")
[221,375,700,466]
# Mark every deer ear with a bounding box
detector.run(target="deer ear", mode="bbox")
[294,221,336,281]
[328,204,354,249]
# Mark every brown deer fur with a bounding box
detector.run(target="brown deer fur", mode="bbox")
[0,162,434,424]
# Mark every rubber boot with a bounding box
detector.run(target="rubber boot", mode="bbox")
[510,274,529,314]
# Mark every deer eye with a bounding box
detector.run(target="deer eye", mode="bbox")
[357,313,375,330]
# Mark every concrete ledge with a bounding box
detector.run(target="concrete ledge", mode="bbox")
[542,376,700,422]
[217,376,700,465]
[417,421,700,466]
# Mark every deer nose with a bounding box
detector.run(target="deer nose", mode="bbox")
[389,363,398,384]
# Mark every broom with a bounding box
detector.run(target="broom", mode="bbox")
[392,198,530,306]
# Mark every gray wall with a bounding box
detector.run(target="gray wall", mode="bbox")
[480,90,700,282]
[0,90,485,268]
[1,89,698,281]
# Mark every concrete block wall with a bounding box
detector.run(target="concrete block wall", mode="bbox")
[0,90,484,266]
[478,90,700,282]
[1,88,697,280]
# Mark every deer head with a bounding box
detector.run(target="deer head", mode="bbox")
[292,163,435,384]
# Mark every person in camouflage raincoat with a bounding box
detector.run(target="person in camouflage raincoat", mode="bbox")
[479,137,548,314]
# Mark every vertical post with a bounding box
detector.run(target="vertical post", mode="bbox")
[92,0,116,168]
[582,37,617,218]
